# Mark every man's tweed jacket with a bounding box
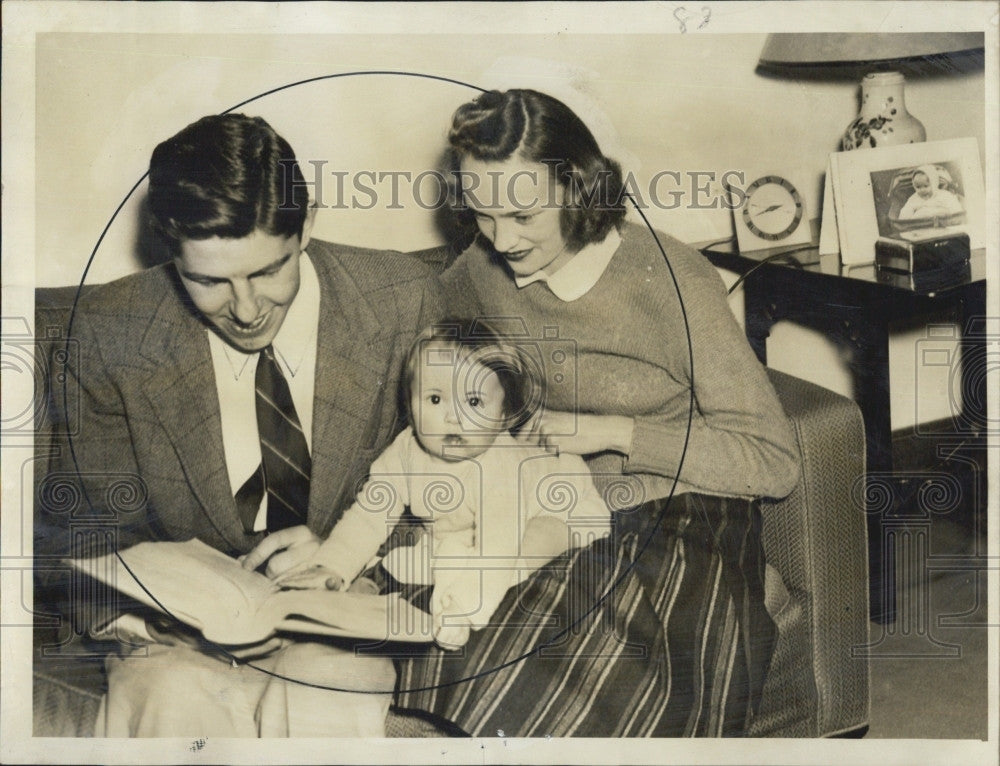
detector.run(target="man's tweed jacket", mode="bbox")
[44,239,441,577]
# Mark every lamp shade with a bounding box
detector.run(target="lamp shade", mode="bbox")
[759,33,984,75]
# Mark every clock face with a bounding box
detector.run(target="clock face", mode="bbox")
[741,176,805,241]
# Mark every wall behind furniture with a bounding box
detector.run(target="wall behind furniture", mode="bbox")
[35,32,985,429]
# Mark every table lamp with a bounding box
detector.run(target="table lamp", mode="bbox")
[758,33,984,151]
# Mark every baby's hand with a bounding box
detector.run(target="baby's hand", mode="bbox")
[274,564,345,591]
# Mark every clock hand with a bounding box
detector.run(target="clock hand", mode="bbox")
[755,204,788,215]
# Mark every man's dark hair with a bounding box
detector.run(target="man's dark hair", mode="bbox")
[147,113,310,252]
[448,89,626,253]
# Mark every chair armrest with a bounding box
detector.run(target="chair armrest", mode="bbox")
[754,369,870,736]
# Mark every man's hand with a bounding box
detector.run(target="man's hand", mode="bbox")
[274,564,345,591]
[241,525,321,578]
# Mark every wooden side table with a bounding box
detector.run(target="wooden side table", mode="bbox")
[701,241,987,623]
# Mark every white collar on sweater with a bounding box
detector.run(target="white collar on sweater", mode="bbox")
[211,249,320,380]
[513,229,622,302]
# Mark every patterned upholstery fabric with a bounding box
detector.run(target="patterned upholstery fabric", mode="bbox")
[31,271,870,738]
[32,645,106,738]
[750,369,870,736]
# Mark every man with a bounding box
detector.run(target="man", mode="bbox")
[41,113,441,735]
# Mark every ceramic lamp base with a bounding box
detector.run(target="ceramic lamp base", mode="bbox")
[841,71,926,151]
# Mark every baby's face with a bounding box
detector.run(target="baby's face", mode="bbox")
[913,172,933,199]
[411,343,506,462]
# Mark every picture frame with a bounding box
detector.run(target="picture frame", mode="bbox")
[822,137,985,265]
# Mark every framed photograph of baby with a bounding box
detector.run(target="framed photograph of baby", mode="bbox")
[828,137,985,263]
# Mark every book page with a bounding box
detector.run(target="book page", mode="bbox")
[77,539,280,643]
[75,539,435,644]
[273,590,434,643]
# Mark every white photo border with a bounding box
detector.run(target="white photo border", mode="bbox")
[3,3,998,766]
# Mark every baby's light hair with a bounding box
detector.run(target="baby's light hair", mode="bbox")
[404,317,541,432]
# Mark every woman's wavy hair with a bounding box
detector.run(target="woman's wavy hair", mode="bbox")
[403,317,542,434]
[448,89,626,253]
[147,113,310,253]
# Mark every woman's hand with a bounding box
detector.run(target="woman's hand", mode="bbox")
[525,410,635,457]
[241,525,321,578]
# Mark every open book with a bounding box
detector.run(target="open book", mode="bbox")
[70,539,434,645]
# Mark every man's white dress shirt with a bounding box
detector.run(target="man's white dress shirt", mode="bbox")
[208,251,320,532]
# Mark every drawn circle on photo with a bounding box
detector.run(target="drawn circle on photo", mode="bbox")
[451,343,538,433]
[949,340,998,431]
[63,71,695,700]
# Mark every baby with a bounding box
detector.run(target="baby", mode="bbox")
[899,164,964,221]
[279,317,610,648]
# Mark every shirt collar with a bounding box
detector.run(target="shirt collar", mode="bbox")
[212,250,321,379]
[513,229,622,302]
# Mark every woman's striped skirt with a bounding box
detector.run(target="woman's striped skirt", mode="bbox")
[386,492,776,737]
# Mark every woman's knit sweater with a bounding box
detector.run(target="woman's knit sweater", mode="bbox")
[438,222,799,506]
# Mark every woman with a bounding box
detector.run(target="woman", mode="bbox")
[390,89,800,737]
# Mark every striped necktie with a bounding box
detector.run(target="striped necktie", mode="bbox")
[235,345,311,532]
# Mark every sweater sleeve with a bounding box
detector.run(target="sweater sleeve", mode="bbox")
[313,433,411,582]
[624,242,800,500]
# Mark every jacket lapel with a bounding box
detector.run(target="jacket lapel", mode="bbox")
[138,278,249,551]
[307,248,397,534]
[134,249,399,547]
